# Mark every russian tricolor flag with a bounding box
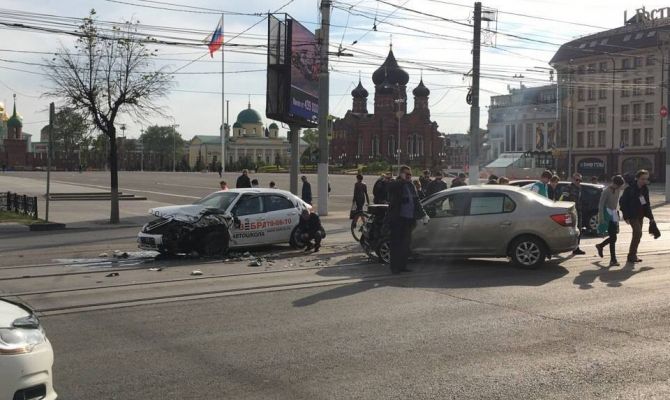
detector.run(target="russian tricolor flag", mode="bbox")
[208,17,223,57]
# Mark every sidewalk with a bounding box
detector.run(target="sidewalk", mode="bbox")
[0,175,170,229]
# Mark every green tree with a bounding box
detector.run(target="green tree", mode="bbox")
[44,9,173,223]
[51,108,91,170]
[139,125,184,171]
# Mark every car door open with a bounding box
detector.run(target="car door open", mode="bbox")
[229,195,266,246]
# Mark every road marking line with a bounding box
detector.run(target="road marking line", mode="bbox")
[53,181,200,199]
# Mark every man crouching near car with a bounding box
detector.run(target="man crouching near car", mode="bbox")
[299,209,325,252]
[387,165,430,274]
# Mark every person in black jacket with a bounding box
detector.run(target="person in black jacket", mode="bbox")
[298,209,324,252]
[419,170,432,192]
[425,172,448,197]
[619,169,654,263]
[301,175,312,205]
[562,173,585,255]
[387,165,429,274]
[372,173,391,204]
[236,169,251,188]
[451,172,467,188]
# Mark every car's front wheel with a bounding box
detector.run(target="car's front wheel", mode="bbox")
[201,231,229,258]
[510,235,547,269]
[289,226,306,249]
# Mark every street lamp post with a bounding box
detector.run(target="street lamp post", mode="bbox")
[172,124,180,172]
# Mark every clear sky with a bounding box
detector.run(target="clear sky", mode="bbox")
[0,0,661,140]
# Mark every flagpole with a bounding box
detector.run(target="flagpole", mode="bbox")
[220,14,226,175]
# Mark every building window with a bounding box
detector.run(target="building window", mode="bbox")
[634,56,643,68]
[621,80,629,97]
[633,103,642,121]
[598,130,606,147]
[598,106,606,123]
[622,58,631,70]
[621,129,630,147]
[599,61,608,72]
[621,104,629,122]
[645,77,655,95]
[644,128,654,146]
[633,78,642,96]
[632,128,641,146]
[577,86,585,101]
[577,65,586,75]
[646,54,656,66]
[587,63,596,73]
[577,131,584,148]
[357,136,363,155]
[587,107,596,124]
[587,86,596,100]
[388,135,396,156]
[577,109,585,125]
[645,102,654,121]
[586,131,595,148]
[599,86,607,99]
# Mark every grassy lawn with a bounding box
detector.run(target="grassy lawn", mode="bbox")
[0,210,43,225]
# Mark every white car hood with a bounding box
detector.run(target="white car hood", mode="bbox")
[0,299,31,328]
[149,204,218,223]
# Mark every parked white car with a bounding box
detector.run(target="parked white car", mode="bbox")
[138,188,312,256]
[0,298,57,399]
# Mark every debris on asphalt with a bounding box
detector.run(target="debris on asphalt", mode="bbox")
[98,253,108,258]
[249,259,262,267]
[105,272,119,277]
[113,251,129,259]
[191,269,203,276]
[188,251,200,258]
[315,260,328,267]
[148,267,163,272]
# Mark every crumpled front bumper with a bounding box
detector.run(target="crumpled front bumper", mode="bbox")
[137,231,164,251]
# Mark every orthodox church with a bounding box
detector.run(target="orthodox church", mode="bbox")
[331,47,443,168]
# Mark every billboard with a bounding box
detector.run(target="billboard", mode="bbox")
[288,20,319,126]
[266,15,319,128]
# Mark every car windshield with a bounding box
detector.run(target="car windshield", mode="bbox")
[193,192,238,210]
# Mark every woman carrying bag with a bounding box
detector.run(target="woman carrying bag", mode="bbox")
[595,175,625,267]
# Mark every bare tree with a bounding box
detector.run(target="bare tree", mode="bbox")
[44,9,173,223]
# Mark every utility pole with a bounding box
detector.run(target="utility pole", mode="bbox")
[666,46,670,202]
[468,2,482,185]
[317,0,331,215]
[140,128,144,172]
[290,124,300,195]
[172,124,179,172]
[46,102,54,223]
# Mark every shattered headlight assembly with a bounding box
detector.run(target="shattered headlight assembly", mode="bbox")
[0,316,46,355]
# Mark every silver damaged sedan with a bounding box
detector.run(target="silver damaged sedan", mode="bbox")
[379,185,580,268]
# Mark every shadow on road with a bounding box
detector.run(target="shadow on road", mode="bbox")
[293,259,569,307]
[573,263,653,289]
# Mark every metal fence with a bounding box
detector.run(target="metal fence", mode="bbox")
[0,192,39,219]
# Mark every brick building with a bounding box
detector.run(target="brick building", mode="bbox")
[331,48,443,168]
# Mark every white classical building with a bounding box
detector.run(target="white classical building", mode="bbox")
[188,103,307,169]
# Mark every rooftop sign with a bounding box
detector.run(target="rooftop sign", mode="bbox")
[625,6,670,24]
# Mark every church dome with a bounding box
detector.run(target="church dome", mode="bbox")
[7,102,22,129]
[351,80,369,98]
[377,76,395,95]
[372,49,409,86]
[233,122,242,128]
[236,103,262,125]
[412,79,430,97]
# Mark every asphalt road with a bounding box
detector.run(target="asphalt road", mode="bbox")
[4,172,670,398]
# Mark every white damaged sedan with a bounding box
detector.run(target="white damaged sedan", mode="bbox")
[138,188,312,257]
[0,298,57,399]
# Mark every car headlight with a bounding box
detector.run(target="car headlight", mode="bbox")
[0,327,46,355]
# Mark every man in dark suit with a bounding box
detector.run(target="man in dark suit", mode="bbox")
[387,165,429,274]
[301,175,312,205]
[236,169,251,188]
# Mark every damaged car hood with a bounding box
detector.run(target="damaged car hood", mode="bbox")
[149,205,226,223]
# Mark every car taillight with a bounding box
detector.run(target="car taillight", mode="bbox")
[551,213,573,226]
